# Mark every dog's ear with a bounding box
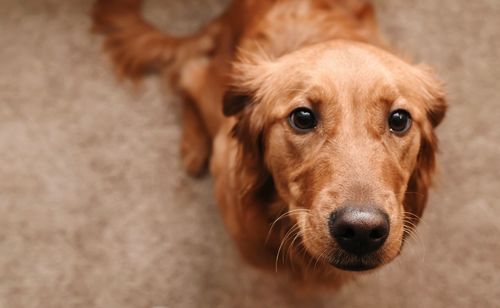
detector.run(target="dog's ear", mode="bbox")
[415,64,448,127]
[222,89,253,116]
[428,97,447,128]
[224,54,276,204]
[221,86,277,269]
[225,89,273,204]
[404,135,437,224]
[404,65,447,225]
[223,50,276,116]
[427,93,447,128]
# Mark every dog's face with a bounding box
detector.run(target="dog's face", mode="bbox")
[224,41,446,271]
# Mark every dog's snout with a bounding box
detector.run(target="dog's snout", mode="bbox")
[329,207,390,256]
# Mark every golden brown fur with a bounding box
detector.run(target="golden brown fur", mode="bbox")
[93,0,446,288]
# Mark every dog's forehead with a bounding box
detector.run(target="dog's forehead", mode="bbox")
[275,42,412,93]
[269,43,406,104]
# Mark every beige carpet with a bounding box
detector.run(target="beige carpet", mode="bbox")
[1,0,499,307]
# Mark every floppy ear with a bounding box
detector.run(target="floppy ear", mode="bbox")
[223,49,275,117]
[427,93,447,128]
[223,86,275,206]
[404,136,437,225]
[222,89,252,116]
[223,53,277,203]
[221,86,265,164]
[229,93,272,203]
[221,89,282,270]
[416,64,448,127]
[403,66,447,226]
[224,84,277,268]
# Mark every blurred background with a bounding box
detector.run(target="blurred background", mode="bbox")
[0,0,499,307]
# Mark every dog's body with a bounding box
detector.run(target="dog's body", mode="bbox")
[93,0,446,288]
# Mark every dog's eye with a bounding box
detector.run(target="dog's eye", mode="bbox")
[388,109,412,134]
[289,108,317,132]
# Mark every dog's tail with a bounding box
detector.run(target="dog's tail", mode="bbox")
[92,0,216,82]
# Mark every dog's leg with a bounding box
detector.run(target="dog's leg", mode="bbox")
[179,96,211,177]
[93,0,249,175]
[178,56,228,137]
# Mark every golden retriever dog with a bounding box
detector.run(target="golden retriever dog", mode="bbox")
[93,0,447,288]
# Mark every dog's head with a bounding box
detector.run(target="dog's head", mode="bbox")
[224,41,446,272]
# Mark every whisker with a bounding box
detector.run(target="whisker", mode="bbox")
[402,223,426,264]
[275,223,301,272]
[403,210,430,229]
[266,208,311,243]
[313,248,328,272]
[286,230,304,272]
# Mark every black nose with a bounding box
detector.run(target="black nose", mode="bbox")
[329,207,390,256]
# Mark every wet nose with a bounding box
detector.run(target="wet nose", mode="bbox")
[329,206,390,256]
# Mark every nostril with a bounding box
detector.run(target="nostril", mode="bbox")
[369,227,387,240]
[339,227,355,240]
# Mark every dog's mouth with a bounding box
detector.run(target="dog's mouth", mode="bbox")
[329,258,380,272]
[327,250,384,272]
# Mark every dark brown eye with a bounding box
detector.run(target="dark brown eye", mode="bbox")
[388,109,412,134]
[289,108,317,132]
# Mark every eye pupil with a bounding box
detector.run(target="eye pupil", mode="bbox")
[289,108,317,132]
[295,110,312,128]
[389,109,411,133]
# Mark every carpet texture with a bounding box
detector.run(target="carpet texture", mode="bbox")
[0,0,499,307]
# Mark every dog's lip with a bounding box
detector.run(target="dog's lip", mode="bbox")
[331,262,378,272]
[329,258,381,272]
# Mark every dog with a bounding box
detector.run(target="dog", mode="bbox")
[93,0,447,288]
